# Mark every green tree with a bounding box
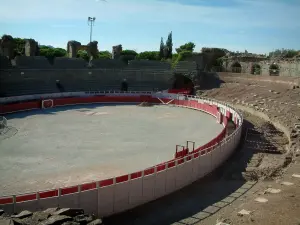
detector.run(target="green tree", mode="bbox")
[121,50,138,57]
[39,46,66,58]
[98,51,112,59]
[159,37,164,59]
[39,46,67,63]
[77,50,89,61]
[13,38,26,56]
[120,49,138,64]
[172,50,193,68]
[165,31,173,59]
[175,42,195,54]
[136,51,160,60]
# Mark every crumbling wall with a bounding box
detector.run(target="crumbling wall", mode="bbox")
[67,41,81,58]
[224,58,300,77]
[112,45,122,59]
[0,35,15,59]
[25,39,39,56]
[87,41,99,60]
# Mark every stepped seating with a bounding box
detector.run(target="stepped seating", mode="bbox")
[128,60,171,70]
[174,61,198,72]
[174,61,198,78]
[14,56,52,69]
[1,80,56,96]
[91,59,126,69]
[0,56,12,69]
[53,58,87,69]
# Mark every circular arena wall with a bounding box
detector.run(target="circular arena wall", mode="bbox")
[0,91,243,217]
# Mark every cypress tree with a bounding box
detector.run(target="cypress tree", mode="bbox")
[159,37,164,59]
[165,31,173,59]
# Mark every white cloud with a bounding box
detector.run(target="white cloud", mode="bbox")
[0,0,299,29]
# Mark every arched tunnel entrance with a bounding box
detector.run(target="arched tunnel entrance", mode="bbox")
[231,62,242,73]
[269,64,280,76]
[169,73,195,95]
[251,64,261,75]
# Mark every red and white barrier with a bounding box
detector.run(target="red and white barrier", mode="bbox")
[0,91,243,217]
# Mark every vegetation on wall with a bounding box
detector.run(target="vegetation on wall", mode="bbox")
[119,49,138,64]
[77,50,89,61]
[269,49,299,58]
[14,38,26,56]
[98,51,112,59]
[39,46,67,58]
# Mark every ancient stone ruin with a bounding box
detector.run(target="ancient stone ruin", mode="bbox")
[25,39,39,56]
[112,44,122,59]
[67,40,82,58]
[0,35,15,59]
[87,41,99,60]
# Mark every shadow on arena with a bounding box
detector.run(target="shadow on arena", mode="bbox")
[103,120,257,225]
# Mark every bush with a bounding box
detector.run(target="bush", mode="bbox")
[136,51,160,60]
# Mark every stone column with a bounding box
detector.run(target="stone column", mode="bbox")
[112,45,122,59]
[25,39,38,56]
[87,41,99,60]
[0,35,15,59]
[67,41,81,58]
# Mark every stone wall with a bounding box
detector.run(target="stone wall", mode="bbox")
[0,35,15,59]
[112,45,122,59]
[0,68,174,96]
[25,39,38,56]
[223,58,300,77]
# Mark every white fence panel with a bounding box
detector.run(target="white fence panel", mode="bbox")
[98,186,114,217]
[38,197,59,210]
[154,171,166,199]
[129,178,143,207]
[165,166,177,194]
[191,154,201,181]
[15,200,39,213]
[58,193,79,208]
[200,152,212,177]
[0,203,14,214]
[212,145,222,170]
[79,189,98,215]
[185,159,194,184]
[142,174,156,203]
[114,181,130,214]
[175,163,188,189]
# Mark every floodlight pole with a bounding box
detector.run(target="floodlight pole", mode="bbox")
[87,17,96,43]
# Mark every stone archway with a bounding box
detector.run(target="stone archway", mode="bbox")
[251,64,261,75]
[170,73,195,94]
[231,62,242,73]
[269,63,280,76]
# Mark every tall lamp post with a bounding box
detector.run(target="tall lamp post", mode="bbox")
[87,17,96,43]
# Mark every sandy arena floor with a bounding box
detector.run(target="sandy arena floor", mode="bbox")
[0,104,223,196]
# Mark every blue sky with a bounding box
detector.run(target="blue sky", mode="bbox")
[0,0,299,54]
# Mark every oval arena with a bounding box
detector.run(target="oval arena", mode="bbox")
[0,91,242,217]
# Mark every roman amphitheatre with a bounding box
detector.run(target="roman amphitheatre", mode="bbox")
[0,36,300,225]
